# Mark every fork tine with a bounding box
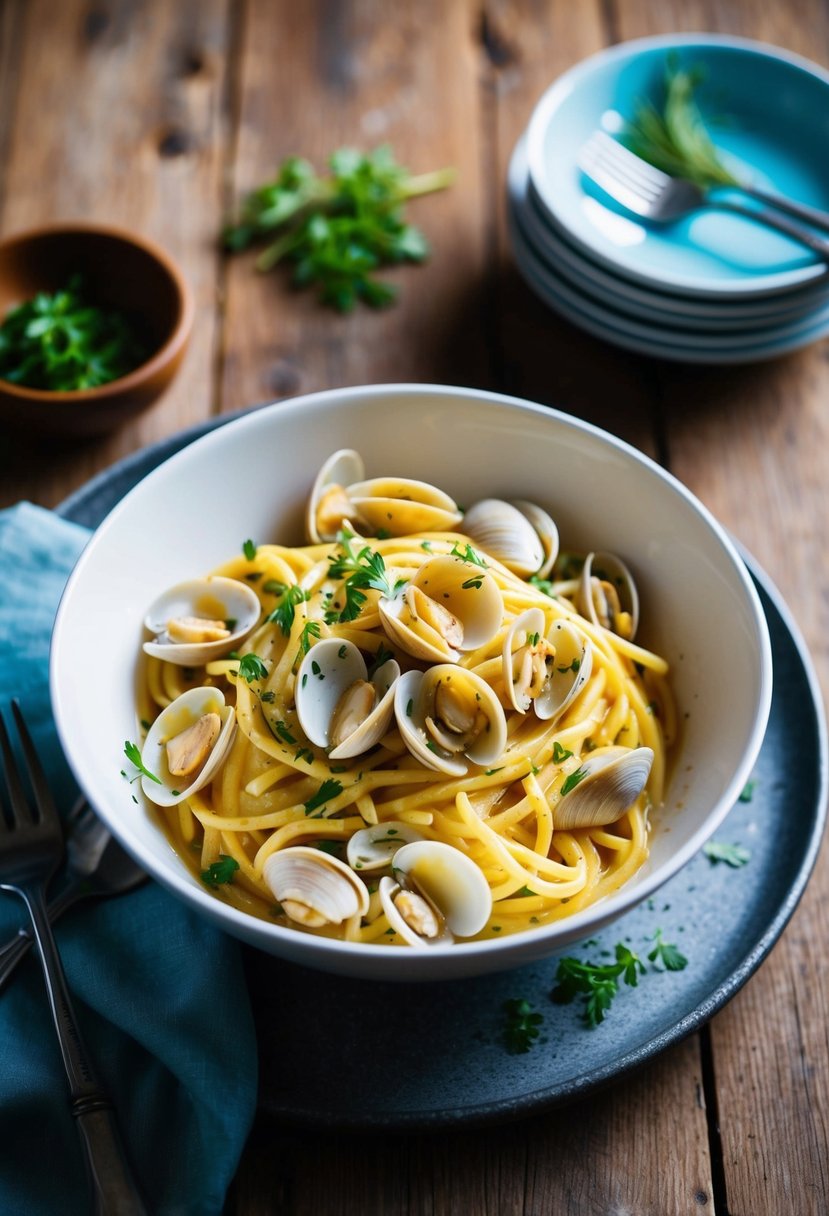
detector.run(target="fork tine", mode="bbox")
[580,137,663,202]
[11,700,59,825]
[588,131,670,189]
[0,708,32,827]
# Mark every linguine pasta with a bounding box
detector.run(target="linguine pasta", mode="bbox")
[136,498,676,948]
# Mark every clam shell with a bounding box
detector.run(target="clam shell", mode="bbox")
[347,476,462,536]
[462,499,546,576]
[578,551,640,641]
[501,606,548,714]
[394,665,507,776]
[294,638,399,760]
[263,846,369,926]
[346,822,425,872]
[379,840,492,946]
[140,686,236,807]
[143,577,261,667]
[306,448,365,543]
[554,745,653,830]
[536,619,592,722]
[511,500,559,579]
[379,555,503,664]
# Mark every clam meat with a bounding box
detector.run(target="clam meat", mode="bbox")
[140,686,236,807]
[394,664,507,776]
[502,610,592,723]
[143,577,261,667]
[294,638,399,760]
[379,840,492,946]
[379,555,503,664]
[578,552,639,641]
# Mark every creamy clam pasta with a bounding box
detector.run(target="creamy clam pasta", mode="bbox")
[135,451,676,948]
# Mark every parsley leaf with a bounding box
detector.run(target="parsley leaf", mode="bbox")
[201,855,240,888]
[703,840,751,868]
[738,779,756,803]
[326,528,403,623]
[528,574,556,598]
[242,538,257,560]
[647,929,688,972]
[502,998,543,1054]
[223,145,455,311]
[235,653,268,683]
[295,620,322,664]
[560,767,587,796]
[266,583,310,635]
[552,944,645,1027]
[552,741,573,764]
[123,740,162,785]
[304,778,344,815]
[449,541,487,567]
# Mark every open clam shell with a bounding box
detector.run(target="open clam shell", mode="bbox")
[578,551,640,641]
[537,619,593,722]
[263,845,370,928]
[346,822,425,872]
[143,576,261,668]
[347,476,462,536]
[379,555,504,664]
[140,686,236,807]
[511,500,559,579]
[379,840,492,946]
[502,611,592,721]
[394,664,508,777]
[306,448,365,543]
[294,638,399,760]
[554,745,654,830]
[462,499,546,577]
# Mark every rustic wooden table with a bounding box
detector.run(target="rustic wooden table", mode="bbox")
[2,2,827,1212]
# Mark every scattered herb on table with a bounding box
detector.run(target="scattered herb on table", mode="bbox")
[123,740,162,785]
[201,855,240,888]
[502,998,544,1054]
[0,274,148,391]
[738,778,756,803]
[647,928,689,971]
[223,145,455,311]
[553,933,687,1028]
[703,840,751,868]
[622,59,739,189]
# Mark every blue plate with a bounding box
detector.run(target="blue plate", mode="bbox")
[509,198,829,364]
[526,35,829,298]
[510,137,829,329]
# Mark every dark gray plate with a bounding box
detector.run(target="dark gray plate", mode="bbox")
[58,415,828,1129]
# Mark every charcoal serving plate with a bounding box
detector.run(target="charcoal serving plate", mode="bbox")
[58,411,827,1128]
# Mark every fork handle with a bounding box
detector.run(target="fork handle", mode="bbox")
[718,198,829,261]
[22,885,148,1215]
[730,184,829,235]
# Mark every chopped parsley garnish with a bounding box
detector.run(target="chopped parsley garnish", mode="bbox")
[242,538,257,560]
[201,855,240,889]
[294,746,315,765]
[557,657,581,675]
[273,720,297,745]
[368,645,395,676]
[266,583,311,636]
[449,541,487,567]
[560,767,587,796]
[295,620,322,664]
[703,840,751,868]
[260,690,275,702]
[236,653,268,683]
[0,274,149,391]
[647,929,688,972]
[326,527,405,623]
[123,740,162,785]
[552,944,645,1027]
[552,741,573,764]
[738,779,756,803]
[461,576,483,589]
[528,574,556,598]
[304,778,344,815]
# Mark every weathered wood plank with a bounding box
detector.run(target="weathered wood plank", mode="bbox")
[609,2,829,1213]
[221,0,492,411]
[0,0,232,510]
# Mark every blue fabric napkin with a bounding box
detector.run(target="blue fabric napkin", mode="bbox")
[0,503,258,1216]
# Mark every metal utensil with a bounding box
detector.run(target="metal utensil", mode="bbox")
[0,799,148,993]
[0,702,147,1216]
[578,131,829,261]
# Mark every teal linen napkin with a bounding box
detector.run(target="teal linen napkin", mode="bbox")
[0,503,258,1216]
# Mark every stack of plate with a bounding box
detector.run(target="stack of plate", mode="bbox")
[508,35,829,364]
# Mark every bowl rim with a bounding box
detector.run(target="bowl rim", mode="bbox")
[0,220,195,402]
[524,32,829,300]
[51,383,774,973]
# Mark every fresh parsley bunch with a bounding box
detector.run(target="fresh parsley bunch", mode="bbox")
[223,145,454,311]
[0,274,147,391]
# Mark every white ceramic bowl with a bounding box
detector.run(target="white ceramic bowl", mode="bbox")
[51,385,772,981]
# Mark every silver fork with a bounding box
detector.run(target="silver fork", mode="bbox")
[0,798,148,992]
[578,131,829,261]
[0,702,147,1216]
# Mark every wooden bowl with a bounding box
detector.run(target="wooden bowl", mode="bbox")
[0,223,194,437]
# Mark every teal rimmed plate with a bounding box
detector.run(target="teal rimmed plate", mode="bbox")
[525,35,829,299]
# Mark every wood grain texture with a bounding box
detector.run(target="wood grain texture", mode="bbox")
[608,2,829,1214]
[221,0,491,410]
[0,0,231,509]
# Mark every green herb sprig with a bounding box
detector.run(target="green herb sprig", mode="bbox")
[623,60,740,189]
[703,840,751,868]
[553,932,688,1028]
[123,740,162,785]
[325,528,405,623]
[201,855,240,889]
[0,275,148,392]
[502,998,543,1054]
[223,145,455,311]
